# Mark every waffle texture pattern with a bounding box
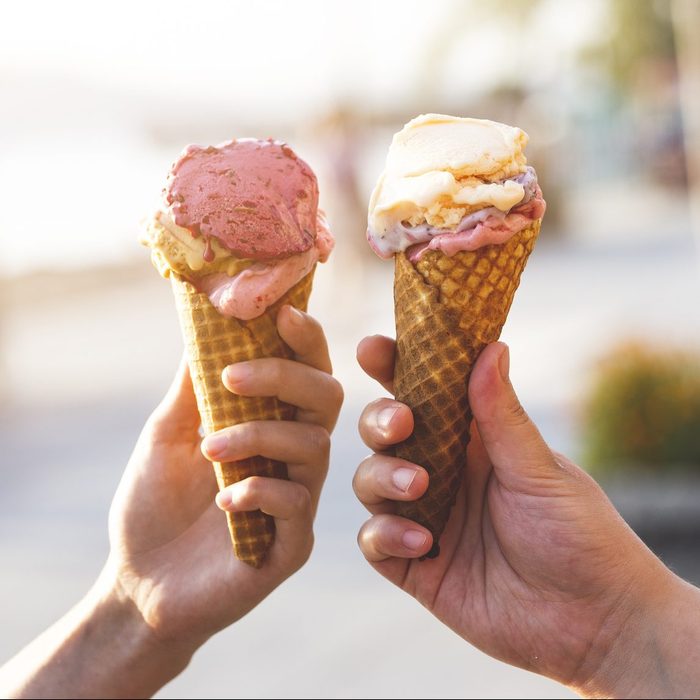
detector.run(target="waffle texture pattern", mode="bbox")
[392,220,540,556]
[172,270,314,568]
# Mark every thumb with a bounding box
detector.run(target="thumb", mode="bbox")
[469,342,559,488]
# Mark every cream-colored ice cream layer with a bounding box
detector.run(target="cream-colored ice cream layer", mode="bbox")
[369,114,529,234]
[141,210,252,280]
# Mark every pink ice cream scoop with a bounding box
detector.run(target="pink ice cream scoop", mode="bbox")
[199,211,333,320]
[166,138,319,260]
[163,138,333,319]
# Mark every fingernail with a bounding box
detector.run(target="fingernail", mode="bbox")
[498,344,510,383]
[287,306,305,325]
[202,433,228,458]
[224,364,250,389]
[402,530,428,551]
[215,489,232,510]
[392,467,417,493]
[376,406,399,435]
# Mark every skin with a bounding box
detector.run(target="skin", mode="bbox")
[0,306,343,700]
[354,335,700,699]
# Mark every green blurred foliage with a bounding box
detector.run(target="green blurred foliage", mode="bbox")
[582,0,676,94]
[582,341,700,473]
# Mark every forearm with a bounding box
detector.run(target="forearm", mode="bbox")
[577,573,700,699]
[0,567,195,699]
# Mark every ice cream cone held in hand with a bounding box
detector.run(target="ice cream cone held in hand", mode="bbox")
[367,114,545,557]
[142,139,334,567]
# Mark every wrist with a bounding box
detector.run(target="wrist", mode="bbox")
[86,562,197,697]
[0,561,198,699]
[574,566,700,699]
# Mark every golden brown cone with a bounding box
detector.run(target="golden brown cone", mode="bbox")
[392,220,541,557]
[171,269,315,568]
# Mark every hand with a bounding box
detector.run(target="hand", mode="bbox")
[0,307,342,699]
[354,336,697,697]
[109,306,343,646]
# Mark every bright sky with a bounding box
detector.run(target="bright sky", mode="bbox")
[0,0,601,275]
[1,0,454,115]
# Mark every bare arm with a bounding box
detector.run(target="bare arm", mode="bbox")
[0,567,194,699]
[0,308,342,699]
[580,577,700,698]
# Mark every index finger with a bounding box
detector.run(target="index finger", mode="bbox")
[358,398,414,452]
[357,335,396,394]
[277,306,333,374]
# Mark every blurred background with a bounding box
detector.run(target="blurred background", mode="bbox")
[2,0,700,697]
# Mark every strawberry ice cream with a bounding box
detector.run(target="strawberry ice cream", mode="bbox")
[142,138,333,320]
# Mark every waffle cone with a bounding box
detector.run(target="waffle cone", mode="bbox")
[171,269,315,568]
[392,220,541,557]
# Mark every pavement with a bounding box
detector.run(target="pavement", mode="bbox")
[1,234,700,698]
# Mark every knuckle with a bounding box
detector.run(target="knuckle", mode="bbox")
[505,399,529,427]
[351,470,361,496]
[351,457,369,496]
[304,313,323,338]
[308,425,331,461]
[355,453,388,492]
[287,531,314,574]
[144,412,168,439]
[305,531,315,559]
[297,531,315,567]
[356,519,376,554]
[239,475,264,502]
[328,377,345,411]
[356,521,369,549]
[289,483,312,514]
